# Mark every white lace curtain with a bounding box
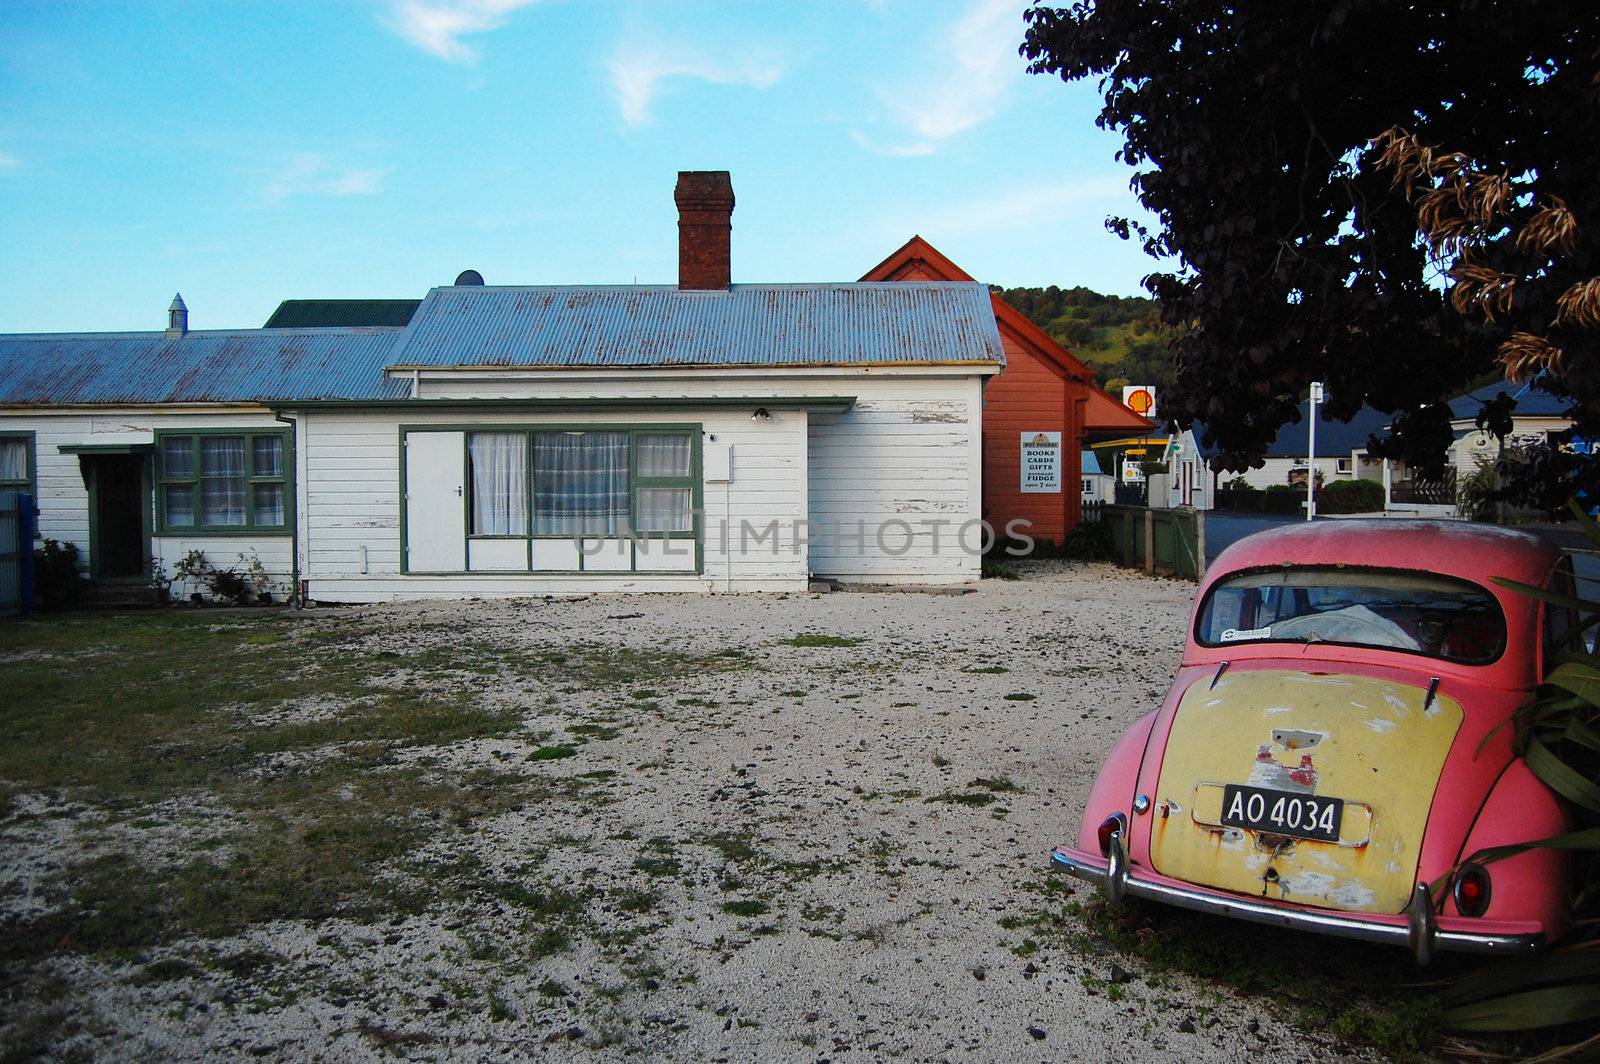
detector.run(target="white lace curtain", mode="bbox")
[533,432,629,536]
[200,436,245,526]
[469,432,528,535]
[0,438,26,482]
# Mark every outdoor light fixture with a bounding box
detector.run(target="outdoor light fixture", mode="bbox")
[750,407,771,422]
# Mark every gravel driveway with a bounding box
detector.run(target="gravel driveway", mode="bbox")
[2,562,1376,1063]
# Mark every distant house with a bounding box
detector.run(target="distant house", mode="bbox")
[1081,449,1111,503]
[1165,401,1395,510]
[861,236,1150,545]
[1448,378,1573,476]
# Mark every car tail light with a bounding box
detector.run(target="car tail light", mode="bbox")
[1097,813,1127,857]
[1453,863,1492,917]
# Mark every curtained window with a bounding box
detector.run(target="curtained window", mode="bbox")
[159,431,290,531]
[634,432,694,533]
[0,436,32,486]
[201,437,246,526]
[468,432,528,535]
[533,432,630,536]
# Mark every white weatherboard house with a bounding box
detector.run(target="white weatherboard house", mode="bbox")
[0,173,1003,601]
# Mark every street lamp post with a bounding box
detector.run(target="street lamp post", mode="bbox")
[1307,381,1324,521]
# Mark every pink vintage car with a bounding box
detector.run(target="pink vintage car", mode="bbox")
[1053,520,1575,962]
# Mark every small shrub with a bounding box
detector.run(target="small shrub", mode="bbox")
[206,567,252,606]
[981,560,1019,580]
[1317,478,1384,514]
[1061,520,1114,560]
[32,539,83,610]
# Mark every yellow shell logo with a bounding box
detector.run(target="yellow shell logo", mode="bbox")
[1126,388,1154,415]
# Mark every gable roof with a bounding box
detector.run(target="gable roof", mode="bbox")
[0,328,407,406]
[264,299,421,329]
[861,235,1152,432]
[385,283,1005,370]
[1449,378,1571,420]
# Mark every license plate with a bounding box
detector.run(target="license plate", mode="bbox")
[1220,784,1344,843]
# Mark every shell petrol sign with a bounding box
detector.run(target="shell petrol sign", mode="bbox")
[1122,385,1157,419]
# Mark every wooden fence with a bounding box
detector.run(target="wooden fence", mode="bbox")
[1101,504,1206,581]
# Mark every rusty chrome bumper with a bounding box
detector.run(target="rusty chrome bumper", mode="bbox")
[1050,845,1545,962]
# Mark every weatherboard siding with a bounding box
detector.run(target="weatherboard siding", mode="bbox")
[806,377,982,584]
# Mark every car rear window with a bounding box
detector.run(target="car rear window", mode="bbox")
[1196,567,1507,664]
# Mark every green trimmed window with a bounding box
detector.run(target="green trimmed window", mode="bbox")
[0,432,34,494]
[158,430,291,533]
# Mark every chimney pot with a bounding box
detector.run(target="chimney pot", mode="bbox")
[166,293,188,338]
[674,171,734,290]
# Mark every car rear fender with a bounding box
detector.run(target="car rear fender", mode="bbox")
[1446,757,1572,936]
[1076,708,1160,854]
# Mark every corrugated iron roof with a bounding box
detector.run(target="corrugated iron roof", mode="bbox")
[264,299,422,328]
[0,328,407,406]
[386,283,1006,369]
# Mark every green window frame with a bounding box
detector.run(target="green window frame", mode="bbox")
[0,431,36,495]
[0,431,38,540]
[155,429,293,535]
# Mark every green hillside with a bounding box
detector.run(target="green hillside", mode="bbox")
[991,285,1176,392]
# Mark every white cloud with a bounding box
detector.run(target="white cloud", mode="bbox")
[608,40,783,128]
[0,150,18,170]
[385,0,541,64]
[855,0,1026,156]
[255,153,391,207]
[849,130,935,158]
[917,176,1130,237]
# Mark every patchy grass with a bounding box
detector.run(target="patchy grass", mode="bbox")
[721,899,770,918]
[981,561,1020,580]
[1002,692,1037,702]
[968,776,1021,794]
[1014,881,1455,1061]
[784,634,865,648]
[923,791,997,808]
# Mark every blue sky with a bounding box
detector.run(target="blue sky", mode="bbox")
[0,0,1158,333]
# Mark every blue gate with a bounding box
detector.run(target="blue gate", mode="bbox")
[1,490,36,617]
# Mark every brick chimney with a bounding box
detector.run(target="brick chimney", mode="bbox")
[674,171,734,290]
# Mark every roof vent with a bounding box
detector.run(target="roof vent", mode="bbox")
[166,293,188,338]
[454,269,485,286]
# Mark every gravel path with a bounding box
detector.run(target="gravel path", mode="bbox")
[3,561,1367,1063]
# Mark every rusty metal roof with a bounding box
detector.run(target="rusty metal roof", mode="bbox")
[0,328,407,405]
[386,283,1006,369]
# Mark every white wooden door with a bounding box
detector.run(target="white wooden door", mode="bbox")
[405,431,466,572]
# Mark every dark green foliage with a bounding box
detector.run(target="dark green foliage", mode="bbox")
[31,539,83,610]
[1316,479,1384,514]
[1213,488,1304,515]
[206,566,252,605]
[1060,519,1114,560]
[1021,2,1593,490]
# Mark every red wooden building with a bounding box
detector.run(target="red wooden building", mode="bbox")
[863,236,1152,545]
